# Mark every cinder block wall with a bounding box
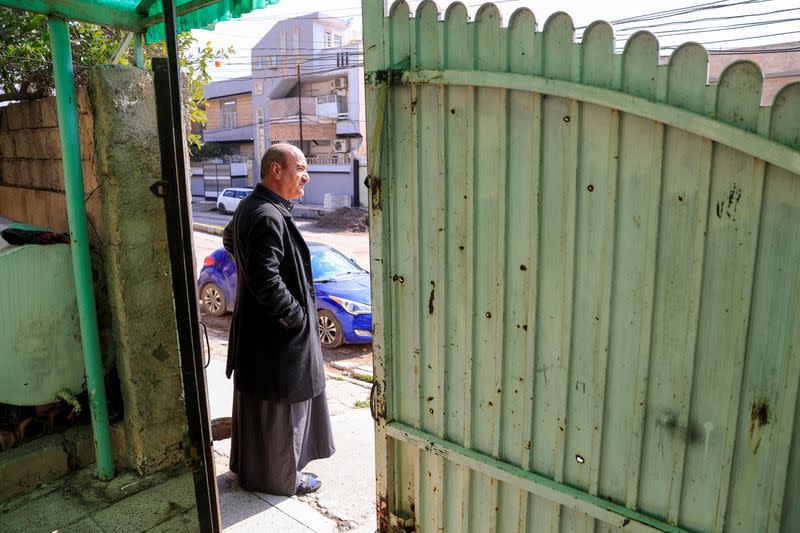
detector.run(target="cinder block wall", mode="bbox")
[0,92,103,240]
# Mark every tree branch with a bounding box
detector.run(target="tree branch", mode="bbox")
[0,90,47,103]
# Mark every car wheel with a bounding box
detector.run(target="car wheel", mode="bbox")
[201,282,227,316]
[317,309,344,348]
[217,203,226,215]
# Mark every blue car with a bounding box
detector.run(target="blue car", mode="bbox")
[198,242,372,348]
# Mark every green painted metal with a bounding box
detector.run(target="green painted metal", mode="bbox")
[48,16,115,481]
[2,0,142,30]
[364,2,800,532]
[134,32,144,66]
[0,0,276,42]
[386,421,686,533]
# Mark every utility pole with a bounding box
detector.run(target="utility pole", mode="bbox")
[296,64,304,151]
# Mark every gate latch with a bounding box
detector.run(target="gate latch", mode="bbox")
[149,180,168,198]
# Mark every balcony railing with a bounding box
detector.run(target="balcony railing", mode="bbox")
[306,153,351,165]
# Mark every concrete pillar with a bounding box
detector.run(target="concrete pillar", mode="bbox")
[89,65,186,474]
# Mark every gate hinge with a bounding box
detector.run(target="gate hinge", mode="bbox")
[388,512,415,533]
[367,175,382,211]
[366,68,406,87]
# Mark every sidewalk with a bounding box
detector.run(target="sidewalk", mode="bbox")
[206,357,377,532]
[0,357,377,533]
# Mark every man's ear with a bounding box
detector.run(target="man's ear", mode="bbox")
[270,161,281,178]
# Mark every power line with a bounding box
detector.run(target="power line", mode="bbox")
[202,114,366,132]
[599,0,775,26]
[614,16,800,39]
[214,57,365,68]
[606,5,799,33]
[204,63,365,80]
[210,51,365,63]
[660,28,800,48]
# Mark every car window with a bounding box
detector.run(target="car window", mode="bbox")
[223,190,234,197]
[311,248,364,281]
[235,190,249,199]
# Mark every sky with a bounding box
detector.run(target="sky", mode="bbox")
[191,0,800,80]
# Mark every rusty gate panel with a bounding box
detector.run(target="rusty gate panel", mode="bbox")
[363,1,800,531]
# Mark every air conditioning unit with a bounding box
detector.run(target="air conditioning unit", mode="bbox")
[333,139,348,153]
[332,77,347,89]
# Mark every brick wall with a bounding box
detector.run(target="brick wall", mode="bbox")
[0,92,103,240]
[269,121,337,141]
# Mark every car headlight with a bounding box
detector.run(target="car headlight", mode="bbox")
[330,296,371,315]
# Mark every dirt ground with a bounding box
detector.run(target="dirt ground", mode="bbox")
[314,207,369,233]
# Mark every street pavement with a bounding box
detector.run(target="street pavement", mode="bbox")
[193,222,377,532]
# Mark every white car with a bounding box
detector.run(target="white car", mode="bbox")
[217,187,252,215]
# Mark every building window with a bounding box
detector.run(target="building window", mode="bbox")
[337,95,348,115]
[254,81,263,95]
[336,52,349,68]
[324,31,332,48]
[257,107,265,155]
[334,34,343,46]
[222,100,237,129]
[253,56,265,70]
[279,31,286,54]
[293,28,300,66]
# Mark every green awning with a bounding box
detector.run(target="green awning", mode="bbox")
[0,0,278,42]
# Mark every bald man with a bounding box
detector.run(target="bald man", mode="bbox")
[223,144,334,496]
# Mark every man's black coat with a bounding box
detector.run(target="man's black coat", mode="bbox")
[222,183,325,403]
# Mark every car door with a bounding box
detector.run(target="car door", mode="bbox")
[221,190,235,212]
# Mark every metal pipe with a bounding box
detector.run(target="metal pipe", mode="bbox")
[47,16,115,481]
[134,32,144,68]
[57,390,83,414]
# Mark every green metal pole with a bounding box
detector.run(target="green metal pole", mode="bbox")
[47,16,115,481]
[134,32,144,68]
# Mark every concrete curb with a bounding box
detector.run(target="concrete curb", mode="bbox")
[193,222,224,236]
[325,371,372,389]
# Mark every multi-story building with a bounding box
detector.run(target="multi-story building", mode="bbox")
[194,77,255,198]
[250,12,366,206]
[201,76,255,158]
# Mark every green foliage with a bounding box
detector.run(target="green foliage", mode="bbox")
[0,7,233,149]
[0,8,124,102]
[351,371,374,383]
[144,34,234,149]
[190,141,232,159]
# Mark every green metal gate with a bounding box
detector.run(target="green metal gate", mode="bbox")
[363,2,800,531]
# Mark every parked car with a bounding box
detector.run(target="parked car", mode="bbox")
[198,242,372,348]
[216,187,252,214]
